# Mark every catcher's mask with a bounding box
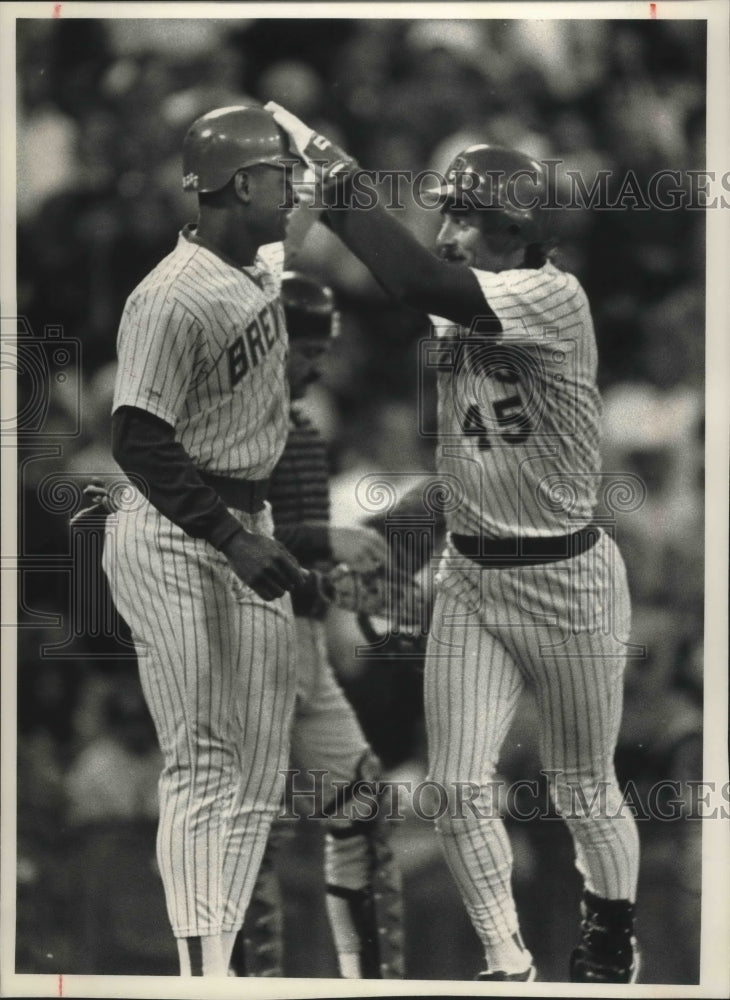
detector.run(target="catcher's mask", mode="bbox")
[356,611,429,668]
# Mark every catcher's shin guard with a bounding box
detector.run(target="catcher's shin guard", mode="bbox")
[324,752,404,978]
[232,826,289,977]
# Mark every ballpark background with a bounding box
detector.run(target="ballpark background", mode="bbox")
[10,9,711,987]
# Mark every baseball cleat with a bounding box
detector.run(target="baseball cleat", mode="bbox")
[570,939,640,984]
[475,965,537,982]
[570,890,640,983]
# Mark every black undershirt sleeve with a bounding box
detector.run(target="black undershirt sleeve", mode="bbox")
[325,178,502,332]
[111,405,244,550]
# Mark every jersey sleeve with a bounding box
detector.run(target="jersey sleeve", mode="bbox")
[472,265,585,340]
[257,241,286,290]
[112,289,201,426]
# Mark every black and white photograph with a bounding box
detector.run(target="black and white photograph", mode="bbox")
[2,2,728,997]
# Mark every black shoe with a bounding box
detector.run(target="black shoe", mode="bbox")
[570,941,640,984]
[475,965,537,982]
[570,890,640,984]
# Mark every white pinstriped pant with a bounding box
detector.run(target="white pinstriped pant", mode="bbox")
[425,529,640,947]
[102,499,297,938]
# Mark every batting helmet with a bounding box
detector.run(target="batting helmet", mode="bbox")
[433,144,551,245]
[182,105,295,193]
[281,271,339,340]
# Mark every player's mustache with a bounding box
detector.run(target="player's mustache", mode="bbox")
[437,245,467,262]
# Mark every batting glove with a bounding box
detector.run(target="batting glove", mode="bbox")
[265,101,358,187]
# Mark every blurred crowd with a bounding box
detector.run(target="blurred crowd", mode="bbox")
[15,16,705,982]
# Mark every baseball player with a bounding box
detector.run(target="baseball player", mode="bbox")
[232,271,404,980]
[100,106,310,977]
[268,105,641,984]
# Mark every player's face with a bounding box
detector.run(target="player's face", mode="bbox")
[245,163,297,243]
[287,337,331,399]
[436,211,487,268]
[436,210,520,271]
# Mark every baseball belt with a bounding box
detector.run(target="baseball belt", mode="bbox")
[451,524,601,568]
[198,471,270,514]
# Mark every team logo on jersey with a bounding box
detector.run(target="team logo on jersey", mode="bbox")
[228,303,282,388]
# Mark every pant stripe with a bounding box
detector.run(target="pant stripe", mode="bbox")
[103,501,296,937]
[425,532,640,947]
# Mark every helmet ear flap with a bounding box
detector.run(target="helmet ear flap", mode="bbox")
[486,232,525,257]
[477,213,527,255]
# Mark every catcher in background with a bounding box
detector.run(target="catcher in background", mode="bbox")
[233,271,405,979]
[267,103,641,985]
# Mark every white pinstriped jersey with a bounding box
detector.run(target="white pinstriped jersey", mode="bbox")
[431,261,601,537]
[112,229,288,479]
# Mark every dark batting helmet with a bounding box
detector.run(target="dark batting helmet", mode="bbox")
[433,144,552,245]
[281,271,339,340]
[182,105,296,193]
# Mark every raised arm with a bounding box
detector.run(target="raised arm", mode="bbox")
[325,187,492,327]
[265,101,498,329]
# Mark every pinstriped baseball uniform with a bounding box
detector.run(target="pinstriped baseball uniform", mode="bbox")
[102,229,298,938]
[112,233,288,476]
[432,263,601,538]
[424,261,639,949]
